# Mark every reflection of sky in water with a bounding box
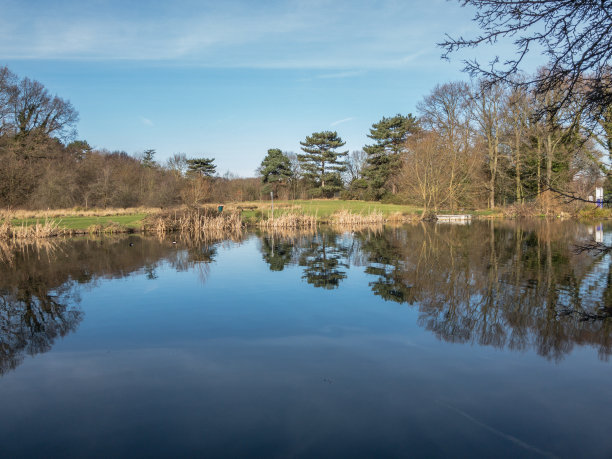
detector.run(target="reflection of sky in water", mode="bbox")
[1,225,612,457]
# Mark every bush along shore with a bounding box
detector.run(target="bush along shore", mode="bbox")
[1,199,611,240]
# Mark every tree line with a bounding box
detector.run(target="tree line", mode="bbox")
[0,66,262,209]
[261,75,610,212]
[1,63,609,210]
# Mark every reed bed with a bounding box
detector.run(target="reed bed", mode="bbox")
[0,218,136,240]
[145,207,244,241]
[86,222,131,234]
[330,209,385,225]
[0,219,11,240]
[2,219,70,240]
[257,213,318,229]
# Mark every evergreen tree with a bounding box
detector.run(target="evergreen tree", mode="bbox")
[186,157,216,177]
[298,131,348,197]
[363,114,418,198]
[66,140,92,160]
[259,148,293,197]
[142,149,156,168]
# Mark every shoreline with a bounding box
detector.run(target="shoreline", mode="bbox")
[1,200,611,241]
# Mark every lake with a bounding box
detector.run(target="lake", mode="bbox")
[1,220,611,458]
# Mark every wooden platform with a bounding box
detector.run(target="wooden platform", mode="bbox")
[436,214,472,223]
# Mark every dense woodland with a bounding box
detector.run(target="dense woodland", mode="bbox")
[0,64,610,211]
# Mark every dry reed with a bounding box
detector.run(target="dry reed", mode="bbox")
[0,219,11,240]
[86,222,131,234]
[331,209,385,225]
[257,213,318,229]
[2,219,70,240]
[145,207,244,241]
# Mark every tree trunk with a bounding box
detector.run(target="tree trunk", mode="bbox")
[321,161,325,189]
[546,133,553,187]
[489,143,498,209]
[515,128,522,203]
[537,137,541,196]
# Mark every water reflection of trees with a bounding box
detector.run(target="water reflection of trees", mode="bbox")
[257,222,612,361]
[356,221,612,361]
[0,236,230,376]
[259,229,370,289]
[2,224,610,375]
[298,231,349,289]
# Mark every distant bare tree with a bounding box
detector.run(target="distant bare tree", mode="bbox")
[344,149,367,183]
[11,77,78,146]
[0,66,17,136]
[166,153,188,177]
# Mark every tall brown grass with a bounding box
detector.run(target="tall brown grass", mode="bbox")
[145,207,243,241]
[0,219,70,240]
[86,222,131,234]
[257,213,318,229]
[331,209,384,225]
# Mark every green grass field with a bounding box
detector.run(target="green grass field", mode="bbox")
[6,200,498,231]
[239,199,423,221]
[285,200,422,217]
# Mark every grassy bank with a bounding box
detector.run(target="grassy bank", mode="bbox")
[1,200,425,231]
[11,213,147,230]
[235,199,424,223]
[2,199,609,240]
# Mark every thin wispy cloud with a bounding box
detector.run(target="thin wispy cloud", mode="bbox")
[140,117,154,126]
[0,0,467,69]
[315,70,365,79]
[331,117,354,127]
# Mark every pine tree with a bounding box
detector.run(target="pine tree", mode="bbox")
[142,149,157,168]
[363,114,418,198]
[298,131,348,197]
[186,157,216,177]
[259,148,293,197]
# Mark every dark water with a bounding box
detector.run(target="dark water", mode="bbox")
[1,220,611,458]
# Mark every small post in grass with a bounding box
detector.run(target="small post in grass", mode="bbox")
[270,191,274,220]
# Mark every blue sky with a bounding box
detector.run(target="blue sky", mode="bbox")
[1,0,504,176]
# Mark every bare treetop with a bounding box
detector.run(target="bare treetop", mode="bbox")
[441,1,612,122]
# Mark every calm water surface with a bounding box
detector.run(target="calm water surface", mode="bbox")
[1,220,611,458]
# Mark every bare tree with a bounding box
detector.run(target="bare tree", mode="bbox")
[0,66,17,137]
[400,131,476,217]
[505,84,530,203]
[12,77,78,145]
[417,82,474,210]
[344,149,367,183]
[471,80,508,209]
[166,153,188,177]
[441,1,612,125]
